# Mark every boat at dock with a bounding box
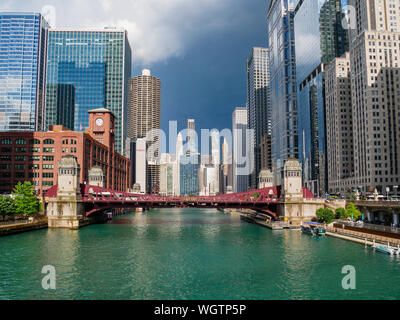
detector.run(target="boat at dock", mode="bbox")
[373,245,397,256]
[301,223,326,237]
[240,213,255,223]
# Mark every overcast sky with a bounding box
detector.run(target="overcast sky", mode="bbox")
[1,0,269,145]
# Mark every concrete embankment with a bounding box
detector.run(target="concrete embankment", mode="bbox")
[326,228,400,249]
[0,219,48,237]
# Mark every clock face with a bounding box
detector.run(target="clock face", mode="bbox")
[95,118,104,127]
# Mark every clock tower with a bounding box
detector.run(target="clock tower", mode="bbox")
[87,108,115,151]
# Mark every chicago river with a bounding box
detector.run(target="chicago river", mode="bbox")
[1,208,400,300]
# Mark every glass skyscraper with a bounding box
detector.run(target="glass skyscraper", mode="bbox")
[294,0,348,195]
[45,29,131,153]
[267,0,298,176]
[0,13,49,132]
[180,153,200,196]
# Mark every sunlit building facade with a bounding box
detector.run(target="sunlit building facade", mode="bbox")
[0,13,49,132]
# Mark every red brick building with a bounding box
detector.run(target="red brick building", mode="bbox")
[0,108,130,196]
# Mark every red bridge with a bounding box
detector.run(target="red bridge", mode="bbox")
[45,184,315,221]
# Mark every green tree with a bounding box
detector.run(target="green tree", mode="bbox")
[13,181,35,197]
[345,202,362,221]
[12,182,40,217]
[0,196,16,221]
[253,192,260,200]
[335,208,347,219]
[316,208,335,224]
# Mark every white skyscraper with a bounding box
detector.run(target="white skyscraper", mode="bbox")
[175,133,184,196]
[233,107,249,193]
[135,138,147,194]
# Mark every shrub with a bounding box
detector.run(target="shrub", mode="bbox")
[316,208,335,224]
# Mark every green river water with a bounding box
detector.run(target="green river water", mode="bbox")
[0,208,399,300]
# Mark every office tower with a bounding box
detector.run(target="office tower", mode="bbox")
[187,119,197,153]
[325,52,354,193]
[346,0,400,193]
[221,138,233,194]
[202,165,219,196]
[127,69,161,194]
[210,130,221,193]
[319,0,349,64]
[160,153,177,196]
[180,152,200,196]
[260,134,272,171]
[246,47,270,189]
[294,0,348,195]
[135,138,147,194]
[126,138,136,190]
[232,107,248,193]
[0,13,49,132]
[267,0,298,173]
[175,133,184,196]
[45,28,131,154]
[199,155,211,196]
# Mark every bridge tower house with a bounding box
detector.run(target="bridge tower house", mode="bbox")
[277,158,345,224]
[88,167,104,187]
[47,156,86,229]
[281,159,303,201]
[278,159,310,223]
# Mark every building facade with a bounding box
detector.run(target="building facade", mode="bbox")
[232,107,249,193]
[246,47,270,189]
[45,28,131,154]
[346,0,400,194]
[294,0,349,196]
[160,153,177,196]
[220,138,233,194]
[127,69,161,194]
[0,108,130,196]
[180,152,200,196]
[325,52,354,194]
[267,0,298,173]
[0,13,49,132]
[260,134,272,171]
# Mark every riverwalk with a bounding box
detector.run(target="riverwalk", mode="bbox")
[326,226,400,250]
[0,218,48,237]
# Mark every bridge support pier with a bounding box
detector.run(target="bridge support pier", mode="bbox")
[47,199,87,230]
[46,156,88,229]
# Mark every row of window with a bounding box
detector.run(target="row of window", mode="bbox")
[1,147,54,153]
[0,155,54,162]
[0,180,53,187]
[1,138,54,145]
[0,164,54,170]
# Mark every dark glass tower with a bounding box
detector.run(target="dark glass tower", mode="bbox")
[45,29,131,153]
[294,0,349,195]
[267,0,298,176]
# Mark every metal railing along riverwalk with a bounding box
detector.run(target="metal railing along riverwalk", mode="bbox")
[0,219,31,227]
[327,226,400,248]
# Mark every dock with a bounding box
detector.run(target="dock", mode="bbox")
[240,213,300,230]
[326,227,400,252]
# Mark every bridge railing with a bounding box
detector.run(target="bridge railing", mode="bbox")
[336,221,400,234]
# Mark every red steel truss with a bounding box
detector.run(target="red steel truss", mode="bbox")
[45,184,314,220]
